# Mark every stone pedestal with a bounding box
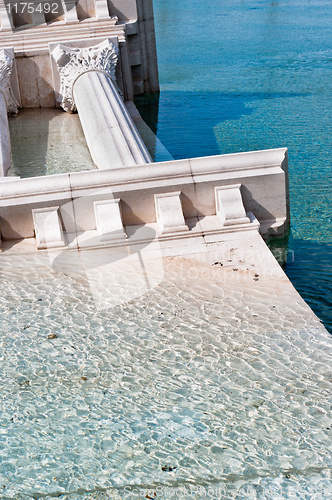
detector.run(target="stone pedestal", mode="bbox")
[52,39,152,170]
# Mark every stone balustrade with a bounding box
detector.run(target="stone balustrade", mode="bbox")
[0,148,289,250]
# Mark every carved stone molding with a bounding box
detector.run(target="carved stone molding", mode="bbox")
[0,48,19,114]
[51,38,119,112]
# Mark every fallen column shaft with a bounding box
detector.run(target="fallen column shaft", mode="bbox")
[52,39,152,170]
[73,71,151,169]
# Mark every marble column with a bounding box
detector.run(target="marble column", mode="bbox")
[0,48,18,177]
[52,39,152,170]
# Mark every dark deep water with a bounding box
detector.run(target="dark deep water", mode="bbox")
[137,0,332,333]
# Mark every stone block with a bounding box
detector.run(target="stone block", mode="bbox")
[95,0,110,18]
[63,0,79,21]
[6,47,21,110]
[107,0,137,21]
[34,54,56,107]
[129,50,141,66]
[215,184,250,226]
[93,198,126,241]
[32,206,65,249]
[16,56,40,107]
[154,191,188,234]
[0,4,12,29]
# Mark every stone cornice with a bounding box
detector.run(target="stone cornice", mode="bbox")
[51,38,119,112]
[0,148,288,200]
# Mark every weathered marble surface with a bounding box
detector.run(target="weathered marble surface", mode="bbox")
[32,206,65,249]
[0,88,11,177]
[0,48,19,176]
[154,191,188,234]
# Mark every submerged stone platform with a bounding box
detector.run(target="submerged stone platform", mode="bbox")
[0,231,330,499]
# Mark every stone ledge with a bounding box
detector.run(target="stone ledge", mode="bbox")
[0,148,288,242]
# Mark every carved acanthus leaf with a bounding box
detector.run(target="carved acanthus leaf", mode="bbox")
[52,39,119,112]
[0,49,19,114]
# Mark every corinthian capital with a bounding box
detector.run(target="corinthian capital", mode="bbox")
[0,48,19,114]
[52,39,119,112]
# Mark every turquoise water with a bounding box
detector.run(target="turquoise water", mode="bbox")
[137,0,332,333]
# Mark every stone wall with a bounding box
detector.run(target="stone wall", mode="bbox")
[0,0,159,106]
[0,148,289,248]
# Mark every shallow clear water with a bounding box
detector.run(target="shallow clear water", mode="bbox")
[8,109,95,177]
[136,0,332,333]
[0,253,332,499]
